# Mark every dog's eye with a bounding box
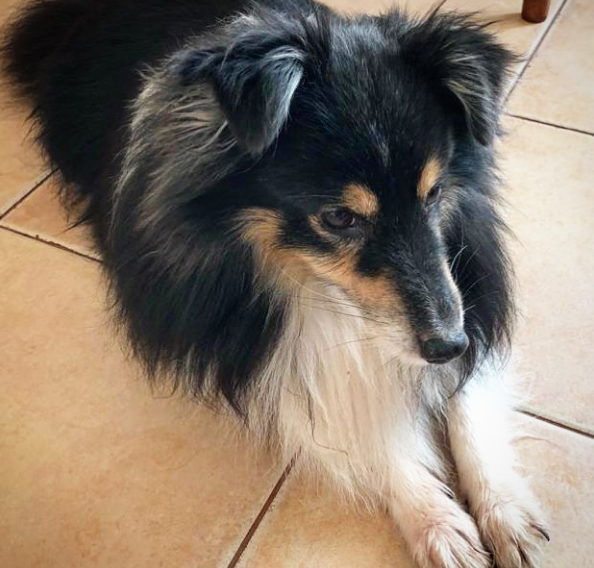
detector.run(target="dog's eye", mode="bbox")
[426,183,443,205]
[320,208,358,231]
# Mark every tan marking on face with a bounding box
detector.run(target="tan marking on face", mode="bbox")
[299,252,401,313]
[308,213,330,240]
[417,157,442,201]
[238,207,310,282]
[239,207,282,250]
[239,208,401,313]
[342,183,379,219]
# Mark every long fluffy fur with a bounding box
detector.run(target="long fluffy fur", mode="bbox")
[3,2,548,567]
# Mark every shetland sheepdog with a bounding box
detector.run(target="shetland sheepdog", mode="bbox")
[3,1,549,566]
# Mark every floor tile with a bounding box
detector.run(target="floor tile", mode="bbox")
[500,117,594,433]
[236,416,594,568]
[446,0,565,70]
[509,0,594,133]
[0,230,285,568]
[1,175,98,258]
[2,0,594,566]
[517,418,594,568]
[321,0,437,15]
[237,474,416,568]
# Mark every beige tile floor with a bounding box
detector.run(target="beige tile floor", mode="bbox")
[1,0,593,567]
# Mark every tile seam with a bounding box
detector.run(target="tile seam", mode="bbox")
[517,408,594,439]
[0,169,54,220]
[226,456,297,568]
[507,113,594,138]
[505,0,572,100]
[0,225,100,263]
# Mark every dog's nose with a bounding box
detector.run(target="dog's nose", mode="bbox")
[420,332,469,364]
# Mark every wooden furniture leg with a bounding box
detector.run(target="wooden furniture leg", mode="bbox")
[522,0,551,23]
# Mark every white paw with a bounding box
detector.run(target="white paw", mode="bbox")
[475,488,549,568]
[408,503,492,568]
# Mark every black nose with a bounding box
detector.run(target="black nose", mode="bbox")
[420,332,469,364]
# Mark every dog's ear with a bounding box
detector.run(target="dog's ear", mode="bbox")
[397,12,516,145]
[169,13,320,155]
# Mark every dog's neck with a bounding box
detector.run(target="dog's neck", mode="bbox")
[248,278,459,492]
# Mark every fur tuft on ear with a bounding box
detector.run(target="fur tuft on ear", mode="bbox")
[396,11,516,146]
[168,9,324,155]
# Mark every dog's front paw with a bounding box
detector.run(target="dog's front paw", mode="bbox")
[475,488,549,568]
[408,505,492,568]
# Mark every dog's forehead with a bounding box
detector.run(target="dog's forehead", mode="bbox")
[310,45,451,180]
[295,80,449,202]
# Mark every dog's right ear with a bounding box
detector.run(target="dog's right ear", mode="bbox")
[168,12,324,155]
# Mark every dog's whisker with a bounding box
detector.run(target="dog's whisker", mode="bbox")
[449,245,468,274]
[463,274,491,295]
[299,303,391,326]
[324,336,388,351]
[458,247,480,275]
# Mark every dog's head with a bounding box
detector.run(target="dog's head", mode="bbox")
[110,5,516,409]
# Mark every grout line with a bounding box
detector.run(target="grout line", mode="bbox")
[0,225,101,263]
[505,0,572,100]
[0,169,54,221]
[518,408,594,440]
[226,456,297,568]
[507,113,594,138]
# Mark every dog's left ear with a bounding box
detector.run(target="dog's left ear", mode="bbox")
[397,12,516,146]
[169,12,322,155]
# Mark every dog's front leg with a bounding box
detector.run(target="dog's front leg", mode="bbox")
[447,366,549,568]
[384,423,491,568]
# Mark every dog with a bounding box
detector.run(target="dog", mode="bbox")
[3,0,549,566]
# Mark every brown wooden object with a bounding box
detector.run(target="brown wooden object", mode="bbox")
[522,0,551,23]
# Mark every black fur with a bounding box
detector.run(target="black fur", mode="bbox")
[2,0,516,412]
